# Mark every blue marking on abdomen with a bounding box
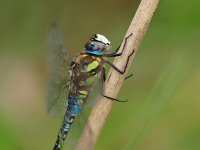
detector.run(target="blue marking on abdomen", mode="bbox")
[70,105,81,115]
[67,97,79,105]
[63,123,70,131]
[67,97,82,115]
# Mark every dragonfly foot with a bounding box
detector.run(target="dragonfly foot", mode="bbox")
[125,73,133,80]
[102,94,128,102]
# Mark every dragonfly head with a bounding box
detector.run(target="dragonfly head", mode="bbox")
[85,34,111,55]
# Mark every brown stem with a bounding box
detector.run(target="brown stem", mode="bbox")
[75,0,160,149]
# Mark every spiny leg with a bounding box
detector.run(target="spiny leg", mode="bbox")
[102,33,133,57]
[104,48,134,74]
[100,67,127,102]
[103,32,135,74]
[125,73,133,80]
[101,67,134,81]
[100,33,134,101]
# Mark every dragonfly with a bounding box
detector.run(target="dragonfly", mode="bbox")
[47,23,134,150]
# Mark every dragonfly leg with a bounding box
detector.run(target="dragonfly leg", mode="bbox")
[100,67,127,102]
[104,48,134,74]
[101,94,128,102]
[125,73,133,80]
[102,33,133,57]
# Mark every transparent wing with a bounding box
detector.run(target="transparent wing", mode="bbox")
[47,23,72,116]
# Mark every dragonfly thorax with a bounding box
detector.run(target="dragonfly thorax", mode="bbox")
[85,34,111,55]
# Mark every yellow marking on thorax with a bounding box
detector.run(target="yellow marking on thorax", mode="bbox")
[96,57,101,62]
[92,56,101,62]
[79,90,88,95]
[86,61,99,72]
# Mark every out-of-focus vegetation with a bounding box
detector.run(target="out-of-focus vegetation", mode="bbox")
[0,0,200,150]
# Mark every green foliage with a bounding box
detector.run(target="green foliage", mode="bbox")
[0,114,21,150]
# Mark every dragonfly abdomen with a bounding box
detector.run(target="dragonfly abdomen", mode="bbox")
[53,93,89,150]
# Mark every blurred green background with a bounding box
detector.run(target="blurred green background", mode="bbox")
[0,0,200,150]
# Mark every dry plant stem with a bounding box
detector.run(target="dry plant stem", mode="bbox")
[75,0,160,149]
